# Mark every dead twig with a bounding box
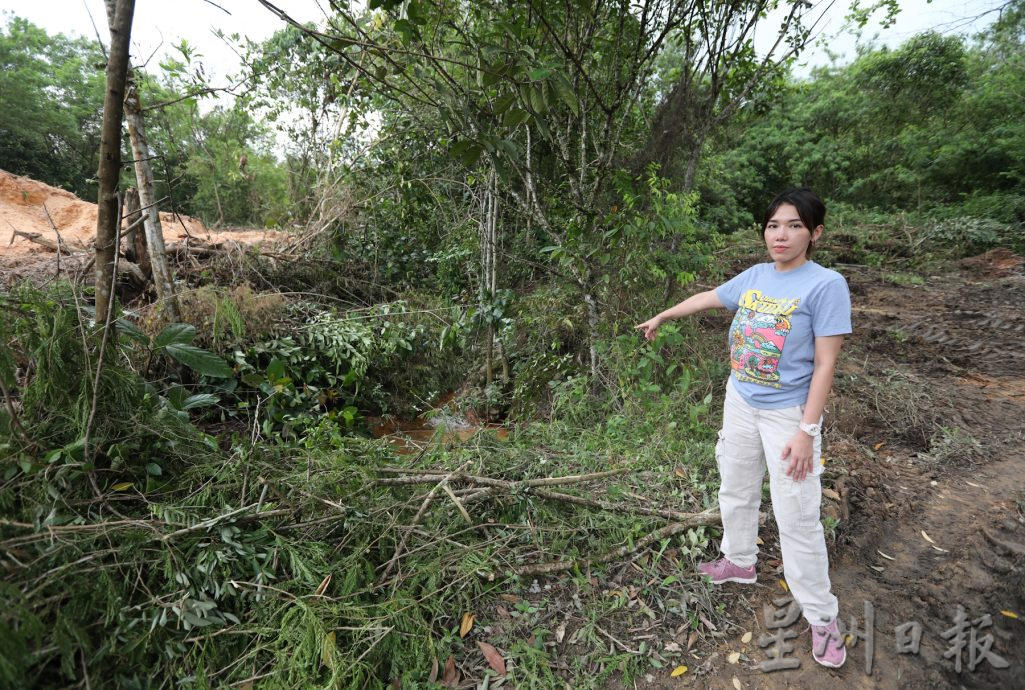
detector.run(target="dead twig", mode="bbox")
[441,483,473,523]
[377,463,468,586]
[376,466,628,486]
[377,468,693,521]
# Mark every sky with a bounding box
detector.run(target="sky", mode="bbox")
[0,0,1009,84]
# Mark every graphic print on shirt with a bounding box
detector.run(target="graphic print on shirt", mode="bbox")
[729,289,801,388]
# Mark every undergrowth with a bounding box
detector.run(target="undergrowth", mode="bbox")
[1,282,728,689]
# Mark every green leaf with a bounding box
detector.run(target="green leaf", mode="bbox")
[407,0,428,25]
[155,323,197,348]
[266,358,286,381]
[146,462,163,477]
[164,344,234,378]
[502,107,530,129]
[393,18,416,44]
[528,85,548,114]
[492,92,516,115]
[458,142,483,168]
[553,72,579,115]
[115,318,149,345]
[182,394,220,410]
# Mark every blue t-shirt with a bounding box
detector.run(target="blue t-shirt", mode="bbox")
[714,261,851,409]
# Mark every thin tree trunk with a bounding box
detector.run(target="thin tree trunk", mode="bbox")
[124,187,151,280]
[124,79,180,321]
[94,0,135,330]
[481,171,495,391]
[584,289,599,380]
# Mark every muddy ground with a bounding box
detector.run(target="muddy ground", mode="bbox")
[672,258,1025,689]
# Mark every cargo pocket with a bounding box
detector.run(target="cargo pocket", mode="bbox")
[714,429,726,473]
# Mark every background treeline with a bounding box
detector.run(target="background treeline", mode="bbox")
[3,5,1023,238]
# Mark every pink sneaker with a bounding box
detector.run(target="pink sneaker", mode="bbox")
[810,618,847,668]
[697,557,757,584]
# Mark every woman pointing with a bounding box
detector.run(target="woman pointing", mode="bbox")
[636,188,851,669]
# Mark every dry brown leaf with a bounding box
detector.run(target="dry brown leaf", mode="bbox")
[687,630,699,650]
[874,441,886,450]
[498,593,519,603]
[755,536,764,545]
[877,549,895,561]
[496,605,510,619]
[732,676,742,690]
[478,641,507,676]
[441,656,459,688]
[674,467,687,478]
[428,658,439,684]
[728,651,740,664]
[698,614,717,631]
[822,488,841,501]
[459,612,475,638]
[741,631,752,644]
[314,574,332,597]
[555,621,567,643]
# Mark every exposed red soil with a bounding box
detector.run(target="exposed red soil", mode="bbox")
[0,169,285,286]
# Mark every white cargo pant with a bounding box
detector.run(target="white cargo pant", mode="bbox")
[715,377,838,625]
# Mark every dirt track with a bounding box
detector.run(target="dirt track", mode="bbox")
[690,258,1025,689]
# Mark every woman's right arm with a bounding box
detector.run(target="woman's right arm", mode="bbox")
[635,290,725,341]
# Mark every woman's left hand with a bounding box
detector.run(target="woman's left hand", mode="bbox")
[781,431,815,482]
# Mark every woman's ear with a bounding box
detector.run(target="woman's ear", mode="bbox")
[812,225,824,243]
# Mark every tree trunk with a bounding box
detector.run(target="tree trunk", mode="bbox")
[94,0,135,330]
[584,290,599,380]
[124,187,151,280]
[124,78,180,321]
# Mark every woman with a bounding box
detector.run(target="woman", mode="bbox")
[636,188,850,668]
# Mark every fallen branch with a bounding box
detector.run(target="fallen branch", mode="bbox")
[498,507,722,578]
[376,466,629,487]
[10,230,75,254]
[377,463,468,585]
[377,467,693,521]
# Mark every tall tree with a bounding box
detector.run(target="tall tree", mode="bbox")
[124,78,180,321]
[257,0,816,376]
[94,0,136,330]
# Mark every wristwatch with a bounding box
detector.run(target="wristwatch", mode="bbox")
[799,422,822,437]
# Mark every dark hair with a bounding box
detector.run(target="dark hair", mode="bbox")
[762,188,826,256]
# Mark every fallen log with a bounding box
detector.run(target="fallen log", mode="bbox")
[10,230,73,255]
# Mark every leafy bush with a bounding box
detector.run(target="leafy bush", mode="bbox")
[229,299,462,439]
[921,216,1020,255]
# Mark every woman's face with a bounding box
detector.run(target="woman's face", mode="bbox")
[763,203,822,269]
